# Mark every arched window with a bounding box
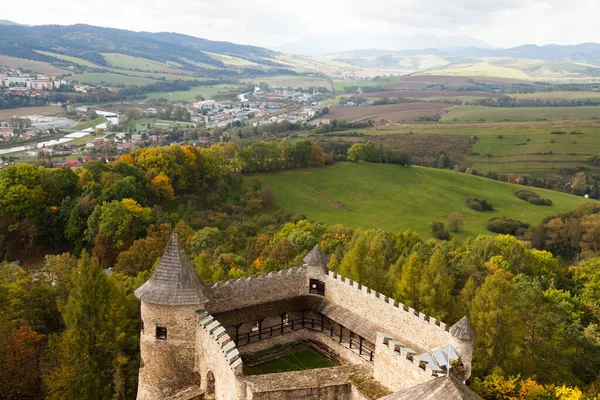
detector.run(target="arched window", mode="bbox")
[206,370,215,395]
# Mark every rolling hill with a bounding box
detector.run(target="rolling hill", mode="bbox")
[0,24,288,74]
[254,163,592,239]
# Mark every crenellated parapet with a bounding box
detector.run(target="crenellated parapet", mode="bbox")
[197,313,243,374]
[373,331,458,392]
[208,266,311,314]
[324,270,449,334]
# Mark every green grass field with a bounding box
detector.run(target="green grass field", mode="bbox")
[259,75,333,91]
[204,52,258,67]
[134,119,185,131]
[36,50,101,68]
[144,84,241,102]
[68,116,107,130]
[443,106,600,122]
[101,53,181,71]
[511,91,600,101]
[255,163,592,240]
[357,121,600,178]
[424,62,532,80]
[69,72,157,86]
[243,344,337,375]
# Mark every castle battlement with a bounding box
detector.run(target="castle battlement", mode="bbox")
[198,313,243,373]
[135,240,478,400]
[210,266,308,290]
[325,270,448,332]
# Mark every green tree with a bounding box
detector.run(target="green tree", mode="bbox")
[419,250,454,320]
[470,269,524,377]
[347,143,365,162]
[45,252,120,400]
[395,252,424,309]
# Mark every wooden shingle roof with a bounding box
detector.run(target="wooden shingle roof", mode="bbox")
[380,375,482,400]
[450,317,477,341]
[303,245,329,268]
[135,232,209,306]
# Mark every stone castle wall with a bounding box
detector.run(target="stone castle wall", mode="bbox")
[137,303,201,400]
[208,267,310,314]
[195,314,245,400]
[373,333,436,392]
[323,271,452,351]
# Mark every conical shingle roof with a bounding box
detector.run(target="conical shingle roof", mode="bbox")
[450,316,477,341]
[135,232,209,306]
[380,375,482,400]
[303,245,329,269]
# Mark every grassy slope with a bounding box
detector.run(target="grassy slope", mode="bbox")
[68,116,106,130]
[443,106,600,122]
[511,91,600,101]
[35,50,101,68]
[255,163,591,240]
[101,53,180,70]
[144,84,241,102]
[358,121,600,178]
[68,72,157,85]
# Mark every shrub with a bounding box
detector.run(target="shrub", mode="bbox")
[433,229,451,240]
[431,220,445,233]
[467,197,494,212]
[487,216,530,235]
[551,131,566,135]
[515,189,552,206]
[497,135,503,139]
[448,212,465,232]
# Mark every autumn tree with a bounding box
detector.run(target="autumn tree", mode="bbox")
[447,211,465,233]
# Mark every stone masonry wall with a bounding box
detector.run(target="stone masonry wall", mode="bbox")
[323,271,452,351]
[208,267,310,314]
[373,333,436,392]
[137,303,200,400]
[195,314,245,400]
[246,384,353,400]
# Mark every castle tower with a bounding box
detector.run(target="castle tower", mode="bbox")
[303,245,329,274]
[134,233,210,400]
[449,316,477,381]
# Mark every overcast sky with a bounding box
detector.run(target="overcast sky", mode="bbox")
[4,0,599,49]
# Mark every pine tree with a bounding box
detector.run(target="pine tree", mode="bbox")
[46,251,119,400]
[419,250,454,320]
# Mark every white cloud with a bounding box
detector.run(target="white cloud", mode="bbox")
[3,0,599,48]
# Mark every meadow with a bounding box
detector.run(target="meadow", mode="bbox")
[259,75,334,91]
[350,120,600,178]
[443,106,600,122]
[68,72,157,86]
[0,55,66,76]
[100,53,183,72]
[35,51,102,68]
[255,162,591,240]
[144,84,241,102]
[511,91,600,101]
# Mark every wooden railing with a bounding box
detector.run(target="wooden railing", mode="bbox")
[233,315,375,363]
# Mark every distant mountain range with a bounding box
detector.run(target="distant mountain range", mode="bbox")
[2,23,600,82]
[323,44,600,66]
[273,34,495,56]
[0,24,284,72]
